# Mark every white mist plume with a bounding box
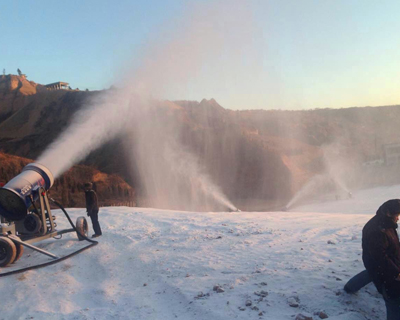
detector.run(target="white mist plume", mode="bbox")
[285,142,352,210]
[122,98,238,211]
[125,0,260,99]
[38,90,132,177]
[38,0,257,210]
[285,174,328,209]
[163,141,237,211]
[321,143,351,194]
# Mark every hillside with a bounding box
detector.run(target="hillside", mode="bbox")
[0,152,135,207]
[1,74,400,211]
[0,74,43,96]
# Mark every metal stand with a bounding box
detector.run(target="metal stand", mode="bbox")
[0,190,79,263]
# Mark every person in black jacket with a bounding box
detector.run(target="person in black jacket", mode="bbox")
[362,199,400,320]
[84,182,102,238]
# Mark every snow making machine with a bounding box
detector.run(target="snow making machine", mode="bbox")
[0,163,93,269]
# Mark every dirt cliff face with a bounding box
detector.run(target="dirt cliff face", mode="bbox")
[0,89,96,158]
[0,74,41,96]
[0,74,49,128]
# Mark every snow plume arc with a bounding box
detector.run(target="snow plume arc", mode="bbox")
[37,90,132,178]
[37,1,255,210]
[285,142,353,210]
[124,106,238,211]
[164,146,238,211]
[321,143,351,194]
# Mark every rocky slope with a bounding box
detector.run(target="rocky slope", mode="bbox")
[1,74,399,210]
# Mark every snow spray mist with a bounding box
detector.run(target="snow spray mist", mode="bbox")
[37,1,257,211]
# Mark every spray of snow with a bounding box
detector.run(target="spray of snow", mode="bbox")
[163,142,237,211]
[37,1,257,211]
[285,174,328,209]
[37,90,132,178]
[285,142,353,210]
[322,143,351,194]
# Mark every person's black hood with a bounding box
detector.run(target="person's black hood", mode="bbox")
[376,199,400,229]
[376,199,400,217]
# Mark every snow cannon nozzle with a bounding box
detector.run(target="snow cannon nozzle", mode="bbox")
[0,163,54,221]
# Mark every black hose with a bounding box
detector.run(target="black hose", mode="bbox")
[50,198,98,245]
[0,200,98,277]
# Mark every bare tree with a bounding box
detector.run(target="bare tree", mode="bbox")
[17,68,22,76]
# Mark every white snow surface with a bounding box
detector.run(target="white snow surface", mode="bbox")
[2,185,400,319]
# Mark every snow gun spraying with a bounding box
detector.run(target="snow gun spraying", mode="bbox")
[0,163,97,272]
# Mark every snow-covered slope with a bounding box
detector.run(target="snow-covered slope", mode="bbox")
[2,184,398,319]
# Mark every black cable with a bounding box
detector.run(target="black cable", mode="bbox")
[0,199,98,277]
[29,195,40,215]
[49,198,98,245]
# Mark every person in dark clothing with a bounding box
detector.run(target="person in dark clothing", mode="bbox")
[361,199,400,320]
[84,182,102,238]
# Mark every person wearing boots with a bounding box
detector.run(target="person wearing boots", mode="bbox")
[362,199,400,320]
[84,182,102,238]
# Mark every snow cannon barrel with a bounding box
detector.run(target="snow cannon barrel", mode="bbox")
[0,163,54,221]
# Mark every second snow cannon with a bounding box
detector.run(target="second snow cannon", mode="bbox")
[0,163,90,268]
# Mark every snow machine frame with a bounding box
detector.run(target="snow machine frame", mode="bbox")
[0,188,89,267]
[0,163,96,273]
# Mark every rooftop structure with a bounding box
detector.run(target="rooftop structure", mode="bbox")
[45,81,69,90]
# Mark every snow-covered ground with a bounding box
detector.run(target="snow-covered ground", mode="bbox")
[2,185,400,320]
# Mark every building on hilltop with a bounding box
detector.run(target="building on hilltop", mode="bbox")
[45,81,69,90]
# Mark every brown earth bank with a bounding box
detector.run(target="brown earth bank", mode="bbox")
[0,152,135,208]
[1,74,400,211]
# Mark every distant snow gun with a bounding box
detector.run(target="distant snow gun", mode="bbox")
[0,163,96,272]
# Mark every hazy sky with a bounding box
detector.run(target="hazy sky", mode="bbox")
[1,0,399,110]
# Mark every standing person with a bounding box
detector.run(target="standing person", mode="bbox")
[362,199,400,320]
[84,182,102,238]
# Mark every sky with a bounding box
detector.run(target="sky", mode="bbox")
[1,0,399,110]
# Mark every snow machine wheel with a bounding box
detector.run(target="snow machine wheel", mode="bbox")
[11,237,24,264]
[0,237,17,267]
[76,216,88,241]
